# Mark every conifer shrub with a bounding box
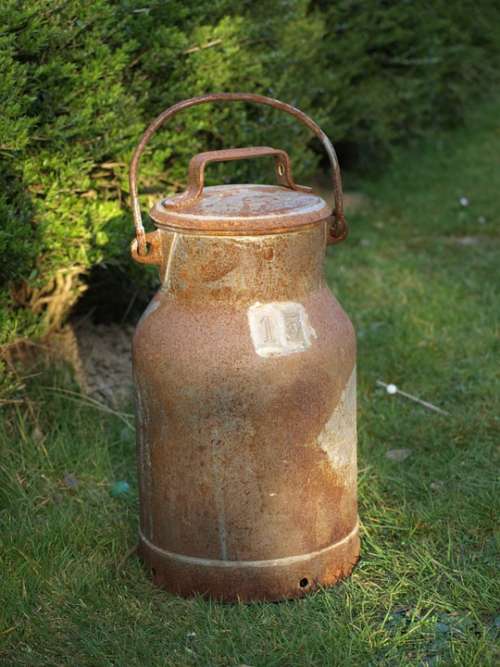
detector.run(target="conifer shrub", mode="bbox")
[1,0,498,349]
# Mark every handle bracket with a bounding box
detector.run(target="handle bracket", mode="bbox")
[130,229,162,265]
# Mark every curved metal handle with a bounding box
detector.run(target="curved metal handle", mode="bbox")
[165,146,311,210]
[130,92,347,255]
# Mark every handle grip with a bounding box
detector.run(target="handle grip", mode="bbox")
[130,93,347,255]
[164,146,311,210]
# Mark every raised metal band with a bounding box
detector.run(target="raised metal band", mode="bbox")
[139,519,359,569]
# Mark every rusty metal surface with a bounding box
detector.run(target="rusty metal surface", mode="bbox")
[129,93,348,256]
[150,184,330,235]
[132,222,359,601]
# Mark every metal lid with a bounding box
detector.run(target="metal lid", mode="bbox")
[150,183,331,235]
[147,146,331,235]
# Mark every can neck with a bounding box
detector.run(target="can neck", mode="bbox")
[157,224,328,305]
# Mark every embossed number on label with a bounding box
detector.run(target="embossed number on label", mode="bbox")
[248,302,316,358]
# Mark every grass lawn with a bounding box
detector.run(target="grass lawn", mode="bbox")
[1,98,499,666]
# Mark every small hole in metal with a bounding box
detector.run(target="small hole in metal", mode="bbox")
[278,163,285,176]
[299,577,309,588]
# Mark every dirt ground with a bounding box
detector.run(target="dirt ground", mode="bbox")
[72,319,135,406]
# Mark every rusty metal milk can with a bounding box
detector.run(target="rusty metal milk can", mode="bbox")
[130,93,359,601]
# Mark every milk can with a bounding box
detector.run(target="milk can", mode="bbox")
[130,93,359,601]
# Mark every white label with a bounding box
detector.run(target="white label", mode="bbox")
[248,301,316,358]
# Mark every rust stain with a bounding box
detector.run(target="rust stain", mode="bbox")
[198,243,240,283]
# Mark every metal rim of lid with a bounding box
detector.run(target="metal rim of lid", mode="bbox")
[149,184,332,235]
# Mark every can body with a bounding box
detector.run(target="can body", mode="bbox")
[133,221,358,601]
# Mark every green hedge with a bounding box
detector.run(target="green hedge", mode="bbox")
[1,0,499,346]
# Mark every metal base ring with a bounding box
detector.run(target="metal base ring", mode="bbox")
[138,521,360,602]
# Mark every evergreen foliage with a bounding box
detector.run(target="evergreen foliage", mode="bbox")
[1,0,499,345]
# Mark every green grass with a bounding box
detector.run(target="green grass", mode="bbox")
[1,98,499,666]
